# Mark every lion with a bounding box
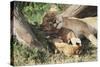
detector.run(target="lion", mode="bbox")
[41,11,97,46]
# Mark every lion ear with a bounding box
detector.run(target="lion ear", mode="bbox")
[49,5,58,12]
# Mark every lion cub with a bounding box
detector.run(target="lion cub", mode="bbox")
[53,38,82,57]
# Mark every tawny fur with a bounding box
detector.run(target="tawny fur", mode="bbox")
[53,39,82,56]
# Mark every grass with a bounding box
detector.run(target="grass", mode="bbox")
[11,37,97,66]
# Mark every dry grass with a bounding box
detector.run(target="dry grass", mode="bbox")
[11,38,97,66]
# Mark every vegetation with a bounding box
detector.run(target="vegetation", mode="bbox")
[11,1,97,66]
[11,38,97,66]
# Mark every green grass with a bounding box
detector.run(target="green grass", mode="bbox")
[11,39,97,66]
